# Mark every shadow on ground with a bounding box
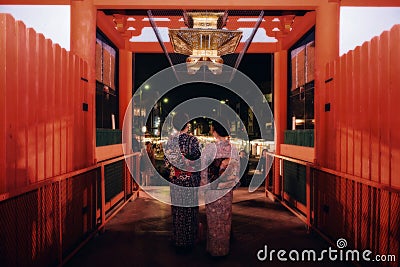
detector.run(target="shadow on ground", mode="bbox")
[65,188,354,267]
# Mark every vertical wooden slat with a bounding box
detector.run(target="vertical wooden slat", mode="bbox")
[0,14,10,193]
[322,62,327,167]
[74,56,82,170]
[379,31,390,186]
[72,54,78,171]
[76,58,82,170]
[325,61,334,169]
[338,54,347,235]
[16,20,28,188]
[82,60,88,166]
[352,45,362,251]
[60,49,68,175]
[5,15,18,191]
[27,28,38,184]
[360,42,371,181]
[353,46,362,179]
[71,56,82,170]
[370,36,380,183]
[332,59,342,238]
[77,59,87,167]
[389,25,400,188]
[334,59,341,172]
[84,60,94,167]
[37,33,46,181]
[45,39,55,179]
[54,44,62,177]
[82,59,87,167]
[84,60,90,167]
[330,61,337,170]
[324,62,330,167]
[346,51,354,176]
[67,53,74,173]
[339,54,347,174]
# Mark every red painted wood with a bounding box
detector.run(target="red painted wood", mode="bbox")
[79,58,86,168]
[321,62,330,167]
[54,44,62,177]
[389,25,400,188]
[27,28,38,184]
[16,20,28,188]
[360,42,371,181]
[0,14,8,193]
[379,31,390,186]
[320,61,335,168]
[339,55,347,174]
[60,49,68,174]
[67,53,74,173]
[5,15,18,191]
[370,36,380,183]
[334,58,341,172]
[37,33,46,182]
[72,55,79,170]
[353,46,362,179]
[45,39,54,179]
[346,51,354,176]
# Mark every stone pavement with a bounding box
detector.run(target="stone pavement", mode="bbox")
[65,187,354,267]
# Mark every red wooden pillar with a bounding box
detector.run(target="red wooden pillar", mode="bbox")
[119,49,133,152]
[70,0,97,166]
[315,1,340,166]
[273,49,288,196]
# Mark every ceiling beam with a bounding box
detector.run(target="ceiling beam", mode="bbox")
[2,0,400,7]
[281,11,316,50]
[97,11,126,49]
[340,0,400,6]
[94,0,320,10]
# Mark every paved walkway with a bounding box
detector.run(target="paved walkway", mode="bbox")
[65,188,354,267]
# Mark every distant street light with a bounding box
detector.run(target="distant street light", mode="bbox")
[219,99,228,115]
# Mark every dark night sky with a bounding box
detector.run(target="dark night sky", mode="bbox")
[134,53,272,113]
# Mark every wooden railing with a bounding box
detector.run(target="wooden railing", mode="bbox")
[266,24,400,267]
[266,153,399,267]
[0,152,140,267]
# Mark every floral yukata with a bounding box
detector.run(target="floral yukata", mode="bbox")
[164,132,201,249]
[201,139,240,256]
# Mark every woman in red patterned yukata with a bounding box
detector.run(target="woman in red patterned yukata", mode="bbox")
[201,119,240,257]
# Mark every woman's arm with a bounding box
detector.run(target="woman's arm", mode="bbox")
[187,135,201,160]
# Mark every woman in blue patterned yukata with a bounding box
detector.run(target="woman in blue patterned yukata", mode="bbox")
[164,112,201,253]
[201,118,240,257]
